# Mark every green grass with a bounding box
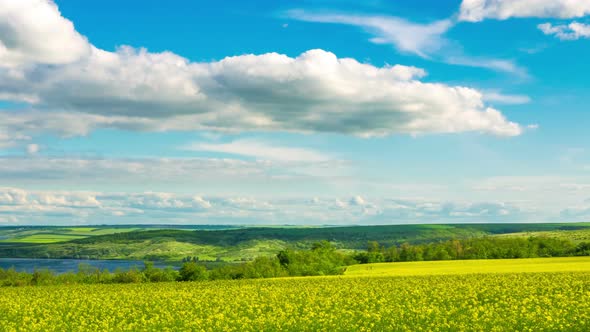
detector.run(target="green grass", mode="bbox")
[72,227,140,236]
[0,234,88,244]
[344,256,590,277]
[62,227,97,233]
[121,240,221,261]
[0,227,143,244]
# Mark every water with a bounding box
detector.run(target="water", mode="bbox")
[0,258,175,274]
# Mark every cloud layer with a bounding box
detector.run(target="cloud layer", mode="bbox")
[184,139,332,162]
[0,187,533,225]
[0,0,523,149]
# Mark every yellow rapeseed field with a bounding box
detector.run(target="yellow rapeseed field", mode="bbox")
[345,256,590,277]
[1,258,589,331]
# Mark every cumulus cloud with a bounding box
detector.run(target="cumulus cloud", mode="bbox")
[459,0,590,22]
[538,22,590,40]
[0,0,90,68]
[0,0,524,141]
[1,48,523,137]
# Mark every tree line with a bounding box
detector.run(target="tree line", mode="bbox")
[0,241,351,286]
[353,236,590,263]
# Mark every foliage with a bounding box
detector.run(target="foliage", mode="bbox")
[178,262,208,281]
[0,243,346,286]
[3,223,590,261]
[143,262,178,282]
[354,236,589,264]
[277,240,351,276]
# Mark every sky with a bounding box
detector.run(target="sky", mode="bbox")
[0,0,589,225]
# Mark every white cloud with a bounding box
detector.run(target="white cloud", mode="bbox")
[349,195,367,206]
[459,0,590,22]
[0,156,280,182]
[193,196,212,209]
[470,176,590,213]
[0,186,538,225]
[2,173,587,224]
[286,10,526,76]
[0,0,90,68]
[538,22,590,40]
[0,1,524,139]
[0,156,352,197]
[0,187,28,205]
[482,91,531,105]
[287,10,452,57]
[0,47,523,137]
[184,139,331,162]
[0,131,31,148]
[26,143,39,155]
[444,56,528,78]
[36,192,101,208]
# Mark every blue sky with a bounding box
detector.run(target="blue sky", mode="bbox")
[0,0,589,225]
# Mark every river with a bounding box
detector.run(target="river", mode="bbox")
[0,258,176,273]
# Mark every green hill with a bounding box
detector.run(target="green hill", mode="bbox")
[1,223,589,262]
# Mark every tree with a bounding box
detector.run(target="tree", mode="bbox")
[366,241,385,263]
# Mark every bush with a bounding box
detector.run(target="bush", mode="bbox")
[278,241,348,276]
[178,262,208,281]
[0,267,33,287]
[113,268,146,283]
[143,262,179,282]
[31,269,57,286]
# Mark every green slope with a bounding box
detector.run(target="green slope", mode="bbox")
[1,223,589,261]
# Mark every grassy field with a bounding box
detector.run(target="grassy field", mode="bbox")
[0,225,239,244]
[1,257,588,331]
[345,256,590,276]
[0,227,142,244]
[2,234,88,244]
